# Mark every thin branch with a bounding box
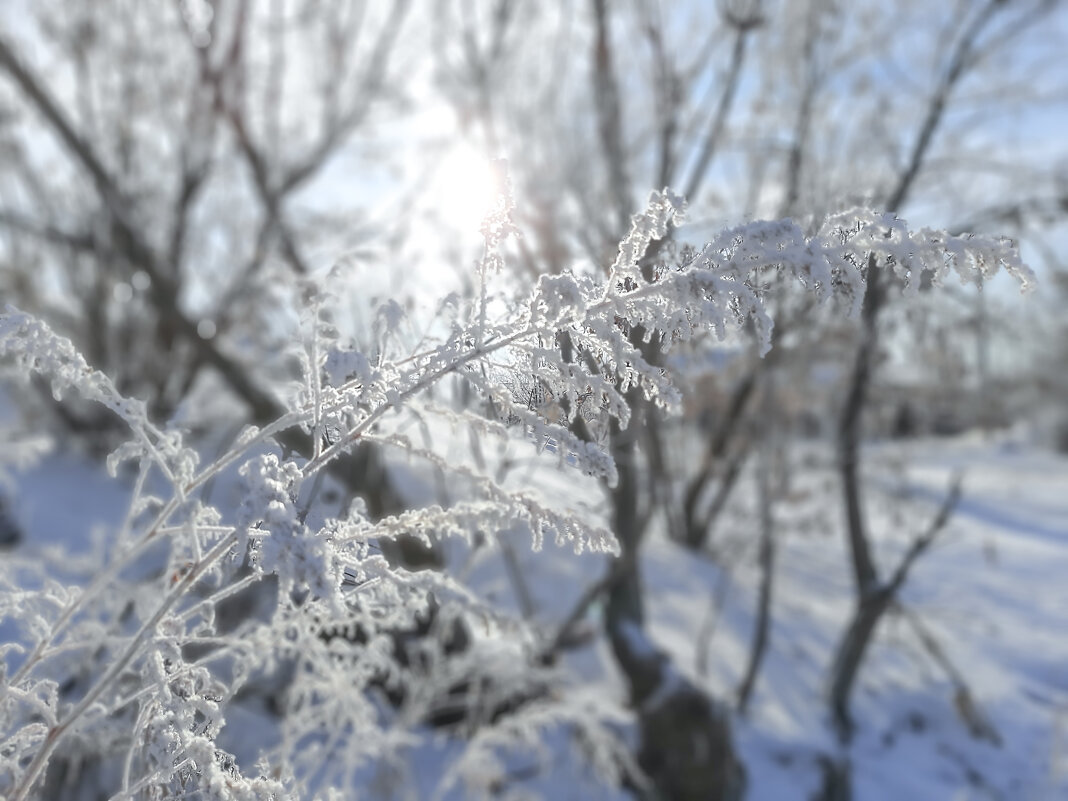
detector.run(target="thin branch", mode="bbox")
[951,192,1068,234]
[0,211,97,253]
[778,3,822,218]
[590,0,634,237]
[894,601,1002,745]
[885,474,962,596]
[682,7,761,203]
[541,551,634,661]
[637,0,681,189]
[278,0,412,195]
[885,0,1005,214]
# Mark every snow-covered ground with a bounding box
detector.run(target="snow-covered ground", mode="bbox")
[484,432,1068,799]
[635,434,1068,800]
[3,432,1066,799]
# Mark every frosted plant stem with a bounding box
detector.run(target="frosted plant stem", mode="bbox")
[105,642,247,719]
[6,308,537,698]
[1,413,303,699]
[175,570,260,624]
[10,533,239,801]
[301,326,536,477]
[477,239,489,349]
[112,757,194,801]
[120,690,154,794]
[309,316,323,461]
[300,267,722,480]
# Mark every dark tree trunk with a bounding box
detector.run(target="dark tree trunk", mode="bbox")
[811,755,852,801]
[827,587,892,739]
[605,391,745,801]
[736,431,776,714]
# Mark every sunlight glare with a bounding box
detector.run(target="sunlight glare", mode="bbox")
[431,144,498,237]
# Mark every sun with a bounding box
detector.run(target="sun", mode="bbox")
[430,143,499,236]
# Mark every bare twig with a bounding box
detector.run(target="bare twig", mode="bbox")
[885,474,962,595]
[541,551,635,661]
[895,601,1002,746]
[682,4,762,203]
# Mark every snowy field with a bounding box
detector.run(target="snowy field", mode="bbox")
[3,431,1066,800]
[645,435,1068,800]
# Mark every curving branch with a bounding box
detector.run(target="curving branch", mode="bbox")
[591,0,635,238]
[683,3,762,203]
[828,474,963,740]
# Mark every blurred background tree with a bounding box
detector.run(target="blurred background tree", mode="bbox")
[1,1,1066,798]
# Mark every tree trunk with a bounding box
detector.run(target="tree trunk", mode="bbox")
[827,587,892,739]
[605,395,745,801]
[736,425,776,714]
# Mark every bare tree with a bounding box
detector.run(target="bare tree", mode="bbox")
[0,2,411,423]
[829,0,1058,739]
[0,3,445,566]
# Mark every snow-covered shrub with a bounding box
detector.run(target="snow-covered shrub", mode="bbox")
[0,188,1030,799]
